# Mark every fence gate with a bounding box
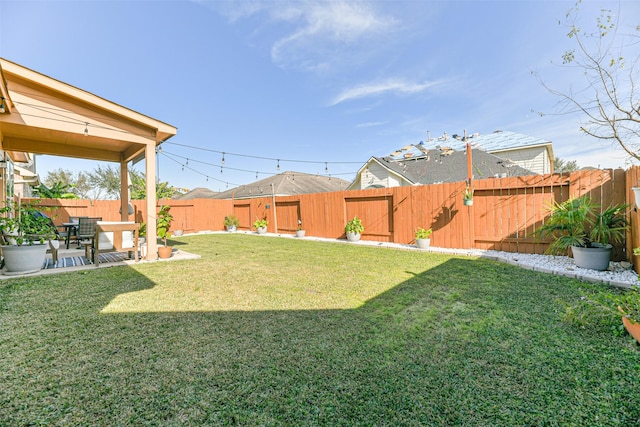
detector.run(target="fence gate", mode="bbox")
[275,201,301,234]
[345,196,393,242]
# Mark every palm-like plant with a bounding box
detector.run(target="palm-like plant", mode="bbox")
[535,196,629,255]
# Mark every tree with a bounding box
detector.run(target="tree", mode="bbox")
[32,182,79,199]
[130,169,177,200]
[554,157,579,173]
[537,1,640,162]
[86,165,121,199]
[43,169,91,198]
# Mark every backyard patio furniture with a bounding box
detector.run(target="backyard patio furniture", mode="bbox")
[89,222,140,265]
[77,217,102,252]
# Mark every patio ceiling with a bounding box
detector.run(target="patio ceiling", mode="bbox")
[0,58,176,163]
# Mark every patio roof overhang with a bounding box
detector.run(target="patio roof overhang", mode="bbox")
[0,57,177,260]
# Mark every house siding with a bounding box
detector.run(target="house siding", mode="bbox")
[491,146,550,175]
[360,162,405,189]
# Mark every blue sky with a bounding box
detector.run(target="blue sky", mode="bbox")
[2,0,639,192]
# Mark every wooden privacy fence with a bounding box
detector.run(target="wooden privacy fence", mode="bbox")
[28,167,640,265]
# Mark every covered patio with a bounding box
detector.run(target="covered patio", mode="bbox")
[0,57,177,260]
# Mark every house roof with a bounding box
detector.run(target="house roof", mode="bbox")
[389,130,553,161]
[176,187,219,200]
[368,147,534,185]
[214,171,350,199]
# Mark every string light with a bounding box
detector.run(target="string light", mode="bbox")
[325,162,328,173]
[84,122,89,136]
[277,159,280,171]
[221,152,225,165]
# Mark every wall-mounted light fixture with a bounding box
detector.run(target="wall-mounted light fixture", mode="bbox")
[0,97,6,114]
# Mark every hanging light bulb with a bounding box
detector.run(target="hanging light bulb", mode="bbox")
[325,162,328,173]
[0,98,5,114]
[181,164,184,171]
[221,153,225,165]
[220,166,223,174]
[84,122,89,136]
[256,171,258,180]
[186,158,189,166]
[277,159,280,171]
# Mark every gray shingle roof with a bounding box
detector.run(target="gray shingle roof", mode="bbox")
[213,171,350,199]
[175,187,219,200]
[375,147,534,185]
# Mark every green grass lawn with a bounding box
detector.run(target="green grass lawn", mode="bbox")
[1,233,639,426]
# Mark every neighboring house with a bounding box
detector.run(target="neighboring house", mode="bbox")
[175,187,219,200]
[423,130,555,175]
[214,171,350,200]
[348,147,534,190]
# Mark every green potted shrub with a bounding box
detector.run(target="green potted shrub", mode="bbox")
[534,195,630,270]
[0,200,58,274]
[254,217,268,234]
[156,205,173,259]
[224,215,240,232]
[463,186,474,206]
[414,227,433,249]
[345,216,364,242]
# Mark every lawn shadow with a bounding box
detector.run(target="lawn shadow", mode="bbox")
[2,245,639,426]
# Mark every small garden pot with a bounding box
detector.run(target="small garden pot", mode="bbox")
[257,226,267,235]
[346,232,361,242]
[172,230,184,237]
[415,238,431,249]
[463,199,473,206]
[158,246,173,259]
[226,225,236,233]
[295,230,306,238]
[619,306,640,344]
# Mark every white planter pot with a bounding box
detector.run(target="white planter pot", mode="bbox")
[257,227,267,235]
[226,225,237,233]
[173,230,184,237]
[295,230,306,237]
[632,187,640,208]
[571,245,612,271]
[415,238,431,249]
[346,232,361,242]
[2,244,48,275]
[463,199,473,206]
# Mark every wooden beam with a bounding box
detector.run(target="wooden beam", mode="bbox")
[2,137,122,162]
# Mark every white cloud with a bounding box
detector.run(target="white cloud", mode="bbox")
[331,79,442,105]
[215,1,398,72]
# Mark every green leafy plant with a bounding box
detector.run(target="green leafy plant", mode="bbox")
[344,216,364,234]
[156,205,173,247]
[224,215,240,227]
[562,286,640,332]
[534,195,630,255]
[253,218,268,229]
[138,221,147,238]
[463,186,474,201]
[0,200,57,245]
[415,227,433,240]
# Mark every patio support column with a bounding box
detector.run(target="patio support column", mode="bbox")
[120,161,129,221]
[145,142,158,260]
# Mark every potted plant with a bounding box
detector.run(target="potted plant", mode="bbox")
[295,219,305,237]
[254,217,268,234]
[156,205,173,259]
[414,227,433,249]
[0,200,58,274]
[534,195,630,270]
[463,186,474,206]
[345,216,364,242]
[224,215,240,232]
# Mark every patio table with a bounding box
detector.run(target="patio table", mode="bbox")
[62,222,79,249]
